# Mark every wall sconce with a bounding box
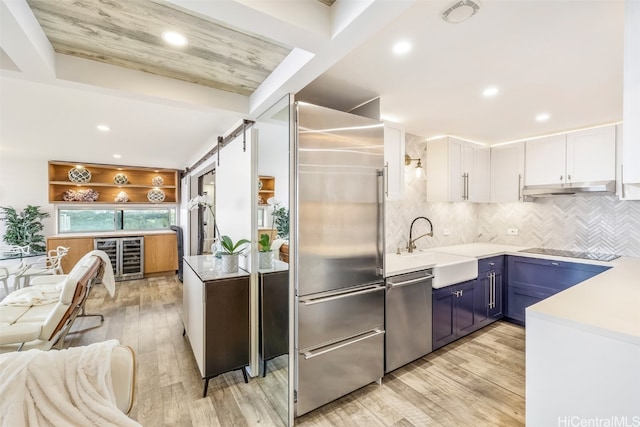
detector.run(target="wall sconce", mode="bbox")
[405,154,425,180]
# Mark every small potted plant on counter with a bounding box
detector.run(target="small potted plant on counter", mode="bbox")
[258,233,273,269]
[219,235,250,273]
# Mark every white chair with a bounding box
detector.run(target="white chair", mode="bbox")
[0,245,30,295]
[17,246,69,288]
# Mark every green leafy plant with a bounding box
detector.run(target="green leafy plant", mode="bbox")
[0,205,51,252]
[219,235,250,255]
[258,233,271,252]
[272,207,289,240]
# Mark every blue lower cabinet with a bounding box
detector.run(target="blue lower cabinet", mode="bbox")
[432,279,481,350]
[505,256,610,325]
[475,256,505,328]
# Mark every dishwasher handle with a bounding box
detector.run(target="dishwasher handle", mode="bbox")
[387,274,433,289]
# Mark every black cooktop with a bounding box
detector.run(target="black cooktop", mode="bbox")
[519,248,620,262]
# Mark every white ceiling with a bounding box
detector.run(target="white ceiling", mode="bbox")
[0,0,625,172]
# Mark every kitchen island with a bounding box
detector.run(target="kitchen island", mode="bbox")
[525,256,640,425]
[182,255,250,397]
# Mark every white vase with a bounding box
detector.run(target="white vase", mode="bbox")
[220,254,239,273]
[258,251,274,269]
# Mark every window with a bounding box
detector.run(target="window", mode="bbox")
[58,208,176,233]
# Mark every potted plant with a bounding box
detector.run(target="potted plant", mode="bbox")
[267,198,289,240]
[219,235,250,273]
[258,233,273,269]
[0,205,50,252]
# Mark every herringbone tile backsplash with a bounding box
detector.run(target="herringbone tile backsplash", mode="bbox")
[386,135,640,257]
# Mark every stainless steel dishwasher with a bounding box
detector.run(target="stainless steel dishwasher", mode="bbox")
[385,268,433,373]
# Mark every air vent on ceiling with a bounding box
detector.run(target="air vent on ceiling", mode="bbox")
[441,0,482,24]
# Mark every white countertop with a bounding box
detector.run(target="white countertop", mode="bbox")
[184,255,250,282]
[527,256,640,345]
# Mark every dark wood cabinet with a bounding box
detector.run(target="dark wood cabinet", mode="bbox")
[432,279,480,350]
[505,256,609,325]
[203,276,250,379]
[182,257,250,396]
[259,269,288,376]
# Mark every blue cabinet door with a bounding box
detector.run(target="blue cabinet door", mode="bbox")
[505,256,609,325]
[475,256,504,327]
[456,279,481,336]
[432,286,456,350]
[506,282,554,324]
[489,270,504,320]
[433,279,481,350]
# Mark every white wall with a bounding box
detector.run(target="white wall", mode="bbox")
[215,133,253,251]
[0,154,55,242]
[256,122,289,209]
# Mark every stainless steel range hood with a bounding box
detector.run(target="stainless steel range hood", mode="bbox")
[522,180,616,199]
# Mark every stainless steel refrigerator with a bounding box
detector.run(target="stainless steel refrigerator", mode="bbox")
[294,102,385,416]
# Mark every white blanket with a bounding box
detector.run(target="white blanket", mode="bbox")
[0,283,64,307]
[0,340,140,427]
[87,250,116,297]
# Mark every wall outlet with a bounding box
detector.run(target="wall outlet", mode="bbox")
[443,228,451,236]
[507,228,519,236]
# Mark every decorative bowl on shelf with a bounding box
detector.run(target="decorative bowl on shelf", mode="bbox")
[68,166,92,183]
[147,188,165,203]
[115,191,129,203]
[151,175,164,186]
[113,173,129,185]
[63,189,99,202]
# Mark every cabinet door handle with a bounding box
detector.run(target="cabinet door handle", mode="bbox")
[518,173,523,201]
[384,162,389,197]
[465,173,470,200]
[621,165,625,199]
[567,174,571,183]
[489,272,493,309]
[551,262,560,266]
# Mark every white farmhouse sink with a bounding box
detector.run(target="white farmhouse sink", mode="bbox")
[385,250,478,288]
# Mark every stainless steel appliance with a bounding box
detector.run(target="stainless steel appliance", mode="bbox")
[519,247,619,262]
[94,237,144,281]
[385,269,433,373]
[295,102,385,417]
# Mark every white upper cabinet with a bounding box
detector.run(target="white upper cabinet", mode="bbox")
[384,122,405,200]
[427,137,489,202]
[491,142,525,203]
[525,126,616,187]
[525,135,567,186]
[622,0,640,199]
[566,126,616,183]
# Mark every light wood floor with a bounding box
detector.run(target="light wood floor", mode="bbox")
[60,275,524,427]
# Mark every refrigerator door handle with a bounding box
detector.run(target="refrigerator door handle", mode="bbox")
[302,329,385,360]
[300,284,384,306]
[387,275,434,289]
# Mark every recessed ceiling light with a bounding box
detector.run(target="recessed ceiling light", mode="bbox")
[535,113,551,122]
[392,41,412,55]
[482,87,499,97]
[96,124,110,132]
[162,31,188,47]
[113,154,122,159]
